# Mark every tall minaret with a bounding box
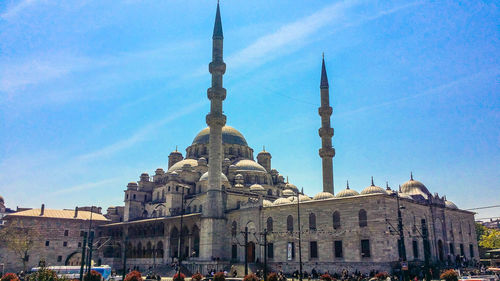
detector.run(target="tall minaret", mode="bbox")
[200,2,229,261]
[318,55,335,194]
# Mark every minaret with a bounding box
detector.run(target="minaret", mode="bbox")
[318,54,335,194]
[200,2,229,261]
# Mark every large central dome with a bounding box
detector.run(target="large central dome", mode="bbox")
[192,125,248,146]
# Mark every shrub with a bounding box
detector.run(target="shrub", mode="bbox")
[173,273,185,281]
[267,273,278,281]
[243,274,259,281]
[375,272,389,280]
[28,267,58,281]
[320,274,334,281]
[440,270,458,281]
[192,273,203,281]
[84,270,102,281]
[1,273,20,281]
[124,271,142,281]
[213,272,225,281]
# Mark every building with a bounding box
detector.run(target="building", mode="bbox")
[97,3,479,275]
[0,195,16,228]
[0,204,109,272]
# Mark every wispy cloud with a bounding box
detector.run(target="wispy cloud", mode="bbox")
[1,0,43,20]
[50,177,122,195]
[77,100,207,161]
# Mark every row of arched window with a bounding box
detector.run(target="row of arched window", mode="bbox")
[126,241,164,259]
[265,209,368,232]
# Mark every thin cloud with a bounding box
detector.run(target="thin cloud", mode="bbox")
[77,100,207,161]
[50,177,122,195]
[1,0,42,20]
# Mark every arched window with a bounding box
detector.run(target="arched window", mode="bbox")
[157,241,164,258]
[193,205,197,212]
[359,209,367,227]
[333,211,341,229]
[267,217,273,232]
[309,213,316,230]
[287,215,294,232]
[231,221,237,237]
[267,189,273,196]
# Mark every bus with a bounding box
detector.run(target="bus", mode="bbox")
[31,265,112,281]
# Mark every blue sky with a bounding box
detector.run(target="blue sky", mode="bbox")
[0,0,498,220]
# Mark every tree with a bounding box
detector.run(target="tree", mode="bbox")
[0,219,40,271]
[479,227,500,249]
[475,223,487,242]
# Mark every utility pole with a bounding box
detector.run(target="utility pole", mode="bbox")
[177,185,185,278]
[243,227,248,276]
[296,192,303,281]
[422,221,431,281]
[263,229,268,281]
[122,236,128,281]
[86,207,94,273]
[79,232,87,281]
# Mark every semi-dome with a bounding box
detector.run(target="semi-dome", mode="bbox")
[273,197,292,205]
[313,192,335,200]
[361,178,385,195]
[400,173,431,197]
[445,200,458,209]
[282,189,295,197]
[168,159,199,173]
[263,200,273,207]
[233,159,267,173]
[250,184,265,191]
[192,125,248,146]
[199,172,228,182]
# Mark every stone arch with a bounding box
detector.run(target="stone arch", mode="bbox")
[287,215,294,232]
[146,241,152,258]
[309,213,317,230]
[170,227,179,258]
[157,241,164,258]
[231,221,238,237]
[359,209,367,227]
[137,242,143,258]
[65,252,81,266]
[333,211,341,229]
[192,225,200,257]
[267,217,273,232]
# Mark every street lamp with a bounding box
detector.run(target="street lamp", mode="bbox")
[391,188,407,281]
[295,189,303,281]
[177,183,193,278]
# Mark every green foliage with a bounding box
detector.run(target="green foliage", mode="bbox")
[440,269,458,281]
[1,273,20,281]
[479,227,500,249]
[0,220,40,271]
[476,223,487,242]
[27,267,58,281]
[84,270,102,281]
[124,271,142,281]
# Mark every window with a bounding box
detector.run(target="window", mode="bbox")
[78,242,82,248]
[333,211,341,229]
[334,241,343,258]
[133,194,136,200]
[64,230,69,236]
[267,243,274,259]
[63,241,68,247]
[361,239,371,258]
[267,189,272,196]
[449,243,455,256]
[413,240,419,259]
[267,217,273,232]
[232,244,237,260]
[57,256,62,262]
[45,241,50,247]
[287,242,295,260]
[309,213,316,230]
[80,231,84,237]
[199,205,202,212]
[359,209,367,227]
[310,241,318,259]
[231,221,237,237]
[460,244,464,256]
[287,215,293,232]
[469,244,474,258]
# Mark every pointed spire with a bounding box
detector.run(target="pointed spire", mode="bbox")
[398,184,402,192]
[320,54,329,89]
[410,171,413,180]
[346,180,350,189]
[263,145,266,152]
[301,187,304,194]
[371,176,374,186]
[386,181,390,190]
[175,145,178,152]
[213,2,224,40]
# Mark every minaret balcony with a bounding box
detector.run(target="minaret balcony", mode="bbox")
[207,87,227,101]
[318,127,334,138]
[206,113,227,127]
[319,147,335,158]
[209,61,226,75]
[318,106,333,116]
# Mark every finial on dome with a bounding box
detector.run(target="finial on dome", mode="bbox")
[410,171,413,180]
[286,176,289,183]
[301,187,304,194]
[263,145,265,152]
[386,181,390,190]
[398,184,402,192]
[371,176,374,186]
[175,145,178,152]
[346,180,350,189]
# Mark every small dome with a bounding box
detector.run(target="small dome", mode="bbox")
[235,174,244,180]
[361,185,385,195]
[400,173,431,197]
[233,159,267,173]
[263,200,273,207]
[168,159,199,173]
[258,149,271,156]
[313,192,335,200]
[285,182,298,191]
[290,194,312,202]
[250,184,265,191]
[127,182,138,190]
[445,200,458,209]
[197,157,207,166]
[282,189,295,197]
[192,126,248,146]
[336,187,359,198]
[170,150,182,156]
[155,168,165,175]
[199,172,228,182]
[273,197,292,205]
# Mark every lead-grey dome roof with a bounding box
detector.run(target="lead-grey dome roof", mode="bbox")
[192,125,248,146]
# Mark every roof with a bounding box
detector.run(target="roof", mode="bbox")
[6,209,109,221]
[192,126,248,146]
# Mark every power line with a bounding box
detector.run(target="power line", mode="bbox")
[465,205,500,211]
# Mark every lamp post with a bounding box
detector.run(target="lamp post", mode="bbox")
[86,206,94,274]
[296,190,303,281]
[177,184,192,278]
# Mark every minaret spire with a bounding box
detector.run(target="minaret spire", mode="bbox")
[200,2,229,261]
[318,55,335,194]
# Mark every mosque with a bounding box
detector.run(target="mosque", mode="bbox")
[98,3,478,275]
